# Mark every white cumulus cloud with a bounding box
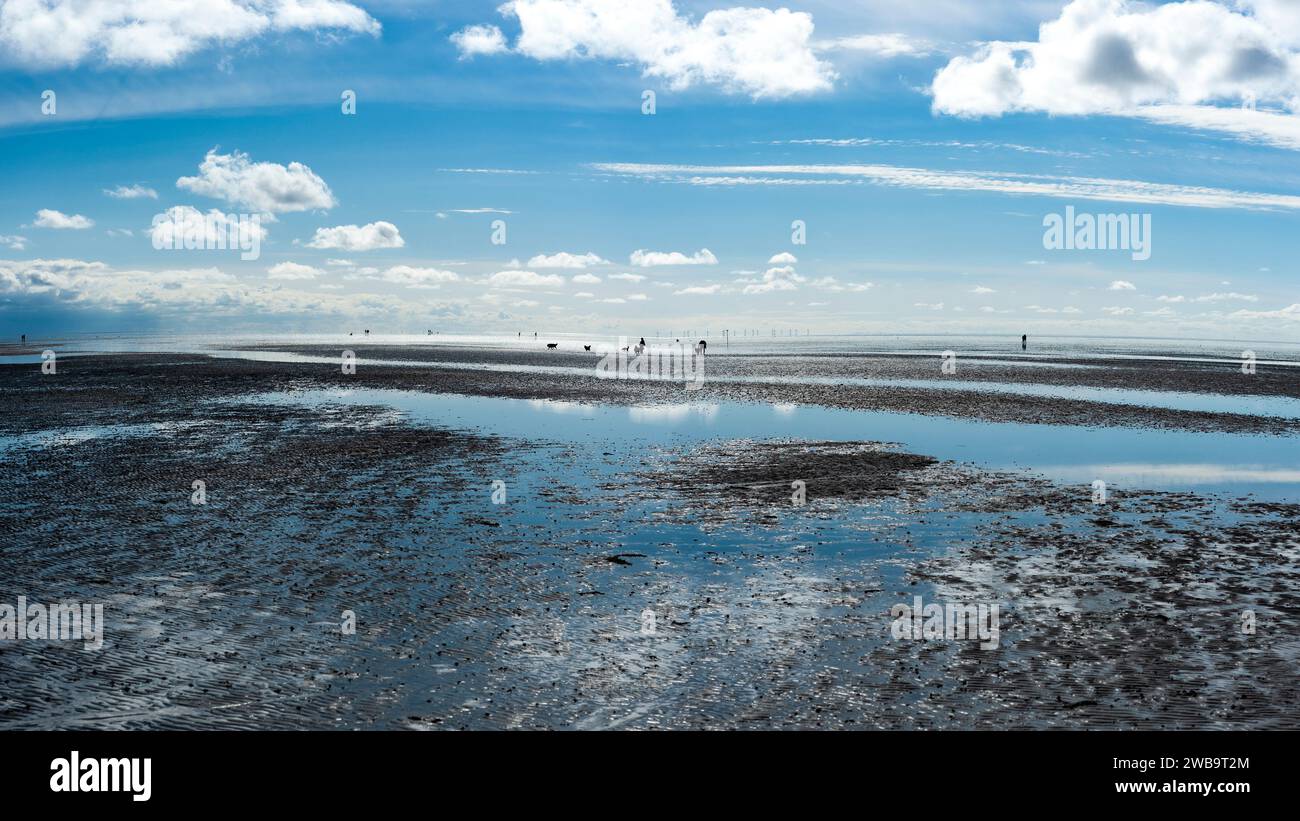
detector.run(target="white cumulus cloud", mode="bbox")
[0,0,380,69]
[630,248,717,267]
[742,264,805,294]
[149,205,267,248]
[930,0,1300,149]
[459,0,835,99]
[452,23,509,57]
[1231,303,1300,320]
[34,209,93,229]
[267,261,323,280]
[488,270,565,288]
[305,221,403,251]
[382,265,460,289]
[527,251,609,268]
[178,149,336,214]
[0,257,458,322]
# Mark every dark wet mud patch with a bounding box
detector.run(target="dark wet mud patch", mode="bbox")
[0,398,525,729]
[663,440,936,506]
[623,436,1300,728]
[905,510,1300,729]
[0,355,311,436]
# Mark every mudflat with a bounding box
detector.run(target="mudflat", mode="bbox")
[0,344,1296,729]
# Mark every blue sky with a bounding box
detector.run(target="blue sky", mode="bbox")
[3,0,1300,339]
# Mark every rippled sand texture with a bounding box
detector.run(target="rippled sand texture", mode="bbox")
[0,350,1296,729]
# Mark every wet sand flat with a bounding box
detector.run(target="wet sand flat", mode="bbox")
[0,347,1296,729]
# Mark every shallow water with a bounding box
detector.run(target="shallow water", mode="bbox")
[244,388,1300,500]
[186,347,1300,419]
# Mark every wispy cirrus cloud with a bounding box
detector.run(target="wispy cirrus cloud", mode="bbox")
[438,168,542,175]
[1133,105,1300,152]
[812,276,873,293]
[104,184,157,200]
[593,162,1300,210]
[771,136,1091,159]
[1194,292,1258,303]
[814,33,934,58]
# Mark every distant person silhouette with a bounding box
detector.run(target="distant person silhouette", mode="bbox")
[696,339,707,355]
[1021,334,1027,351]
[21,334,25,345]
